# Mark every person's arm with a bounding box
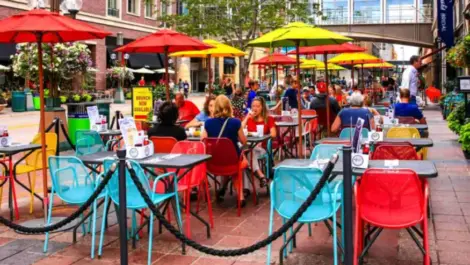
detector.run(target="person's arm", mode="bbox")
[268,118,277,138]
[201,124,208,140]
[185,117,202,129]
[270,100,282,111]
[238,126,247,145]
[331,116,342,133]
[369,115,375,131]
[241,114,251,129]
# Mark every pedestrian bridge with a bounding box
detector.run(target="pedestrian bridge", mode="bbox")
[322,23,433,48]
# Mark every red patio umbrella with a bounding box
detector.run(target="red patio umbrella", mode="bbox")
[252,53,297,92]
[114,29,212,101]
[287,43,365,136]
[0,9,111,218]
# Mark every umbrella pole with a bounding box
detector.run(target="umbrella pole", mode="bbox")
[37,37,48,221]
[324,52,331,137]
[208,55,212,96]
[164,47,170,101]
[276,63,279,108]
[351,60,354,90]
[295,42,303,158]
[361,63,365,90]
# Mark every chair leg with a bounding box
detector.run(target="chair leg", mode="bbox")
[171,197,185,255]
[308,223,312,237]
[423,220,430,265]
[43,190,55,253]
[204,180,214,228]
[185,189,191,239]
[282,218,287,258]
[27,173,33,214]
[80,213,86,236]
[90,199,98,259]
[98,195,109,258]
[354,214,362,265]
[333,212,338,265]
[147,209,155,265]
[266,204,275,265]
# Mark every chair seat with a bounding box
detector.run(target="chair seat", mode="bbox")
[109,189,173,209]
[15,164,41,175]
[59,186,105,204]
[361,203,423,228]
[276,198,340,223]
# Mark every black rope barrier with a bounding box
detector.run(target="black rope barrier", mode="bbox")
[59,119,76,150]
[0,163,117,234]
[126,153,339,256]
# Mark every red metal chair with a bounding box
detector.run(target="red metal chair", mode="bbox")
[273,116,295,159]
[396,116,418,124]
[150,136,178,153]
[203,138,247,216]
[311,107,337,136]
[170,141,214,238]
[301,109,319,150]
[371,143,420,160]
[354,168,430,265]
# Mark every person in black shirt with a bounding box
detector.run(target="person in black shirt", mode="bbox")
[148,102,187,141]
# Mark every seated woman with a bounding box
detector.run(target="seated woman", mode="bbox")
[332,92,375,133]
[185,95,216,129]
[148,102,187,141]
[242,96,276,188]
[202,95,248,204]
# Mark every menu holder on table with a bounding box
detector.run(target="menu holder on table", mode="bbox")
[351,118,369,169]
[0,125,11,147]
[368,130,384,142]
[87,106,108,132]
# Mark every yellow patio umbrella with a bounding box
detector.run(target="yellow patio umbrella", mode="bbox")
[171,39,246,93]
[354,62,394,69]
[248,22,352,153]
[329,52,383,90]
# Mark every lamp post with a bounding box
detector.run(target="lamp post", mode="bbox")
[60,0,83,19]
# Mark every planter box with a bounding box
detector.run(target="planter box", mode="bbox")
[464,150,470,160]
[0,104,6,113]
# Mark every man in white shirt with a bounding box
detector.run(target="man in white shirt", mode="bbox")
[400,55,421,104]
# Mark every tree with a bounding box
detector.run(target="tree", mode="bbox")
[155,0,321,84]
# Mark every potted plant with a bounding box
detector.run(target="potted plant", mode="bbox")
[32,91,41,110]
[446,34,470,68]
[458,122,470,159]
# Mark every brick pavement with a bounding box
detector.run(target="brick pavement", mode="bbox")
[0,104,466,264]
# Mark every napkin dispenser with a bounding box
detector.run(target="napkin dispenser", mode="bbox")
[126,141,154,159]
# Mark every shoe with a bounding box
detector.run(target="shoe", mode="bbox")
[216,188,226,203]
[243,189,251,198]
[190,189,198,202]
[240,200,247,208]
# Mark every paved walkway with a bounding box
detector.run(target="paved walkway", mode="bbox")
[0,104,467,264]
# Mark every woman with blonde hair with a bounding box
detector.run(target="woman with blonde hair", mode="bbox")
[202,95,248,204]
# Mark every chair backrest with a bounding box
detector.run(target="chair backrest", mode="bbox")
[170,141,206,188]
[339,127,370,140]
[396,116,417,124]
[103,159,152,208]
[26,133,58,167]
[310,144,343,160]
[48,156,93,204]
[358,168,424,225]
[75,130,105,156]
[271,167,334,220]
[301,109,318,132]
[371,143,419,160]
[150,136,178,153]
[386,127,421,139]
[203,138,239,176]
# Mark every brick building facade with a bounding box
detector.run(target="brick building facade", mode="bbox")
[0,0,175,90]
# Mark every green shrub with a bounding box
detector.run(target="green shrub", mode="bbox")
[447,102,466,134]
[459,123,470,152]
[153,85,174,100]
[125,92,132,99]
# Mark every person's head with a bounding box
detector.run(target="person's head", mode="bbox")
[410,55,421,69]
[249,80,257,90]
[179,78,182,82]
[140,76,144,80]
[213,95,233,118]
[203,95,216,117]
[328,85,335,96]
[291,79,300,89]
[234,87,243,97]
[158,102,179,125]
[335,85,342,95]
[349,91,365,107]
[285,75,292,86]
[251,96,268,121]
[175,92,185,107]
[342,77,345,80]
[227,78,231,83]
[302,88,310,99]
[399,88,411,102]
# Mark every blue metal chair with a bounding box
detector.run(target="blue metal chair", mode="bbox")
[339,127,369,140]
[259,138,273,180]
[266,166,343,265]
[75,130,114,156]
[310,144,344,161]
[99,159,183,265]
[44,156,108,259]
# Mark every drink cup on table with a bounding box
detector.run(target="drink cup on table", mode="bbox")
[188,127,196,136]
[256,125,264,137]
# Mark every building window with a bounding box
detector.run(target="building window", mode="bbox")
[127,0,139,15]
[320,0,348,24]
[417,0,432,22]
[107,0,120,17]
[353,0,381,24]
[145,0,155,18]
[458,0,464,25]
[386,0,415,23]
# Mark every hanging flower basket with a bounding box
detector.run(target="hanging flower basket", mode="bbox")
[446,35,470,68]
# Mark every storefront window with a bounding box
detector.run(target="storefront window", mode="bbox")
[321,0,349,24]
[386,0,415,23]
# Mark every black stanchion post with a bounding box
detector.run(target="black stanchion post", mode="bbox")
[116,111,121,130]
[117,149,128,265]
[342,145,353,265]
[54,118,60,156]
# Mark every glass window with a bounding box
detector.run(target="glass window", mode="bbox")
[321,0,348,24]
[128,0,138,14]
[145,0,154,17]
[354,0,381,24]
[108,0,120,17]
[459,0,464,25]
[386,0,415,23]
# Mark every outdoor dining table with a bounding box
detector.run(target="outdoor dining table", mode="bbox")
[99,130,123,150]
[275,121,299,159]
[380,123,429,131]
[272,114,317,121]
[147,120,188,126]
[276,159,438,178]
[78,151,213,240]
[0,143,42,220]
[315,137,433,151]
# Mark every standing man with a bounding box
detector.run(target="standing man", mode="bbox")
[178,78,184,92]
[400,55,421,104]
[183,80,190,98]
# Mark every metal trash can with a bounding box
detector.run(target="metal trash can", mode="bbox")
[66,102,96,145]
[11,91,26,112]
[25,91,34,111]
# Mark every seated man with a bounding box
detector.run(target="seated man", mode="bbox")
[175,92,200,127]
[394,88,426,124]
[309,83,341,135]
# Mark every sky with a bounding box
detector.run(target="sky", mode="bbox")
[393,44,420,61]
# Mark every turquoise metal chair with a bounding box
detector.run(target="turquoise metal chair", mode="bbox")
[310,144,344,161]
[99,159,183,265]
[259,138,273,180]
[339,127,369,140]
[75,130,115,156]
[266,166,343,265]
[44,156,108,259]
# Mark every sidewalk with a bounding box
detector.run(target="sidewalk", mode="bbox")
[0,104,466,264]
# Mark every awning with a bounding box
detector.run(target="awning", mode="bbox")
[106,45,164,69]
[0,43,16,64]
[224,57,236,65]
